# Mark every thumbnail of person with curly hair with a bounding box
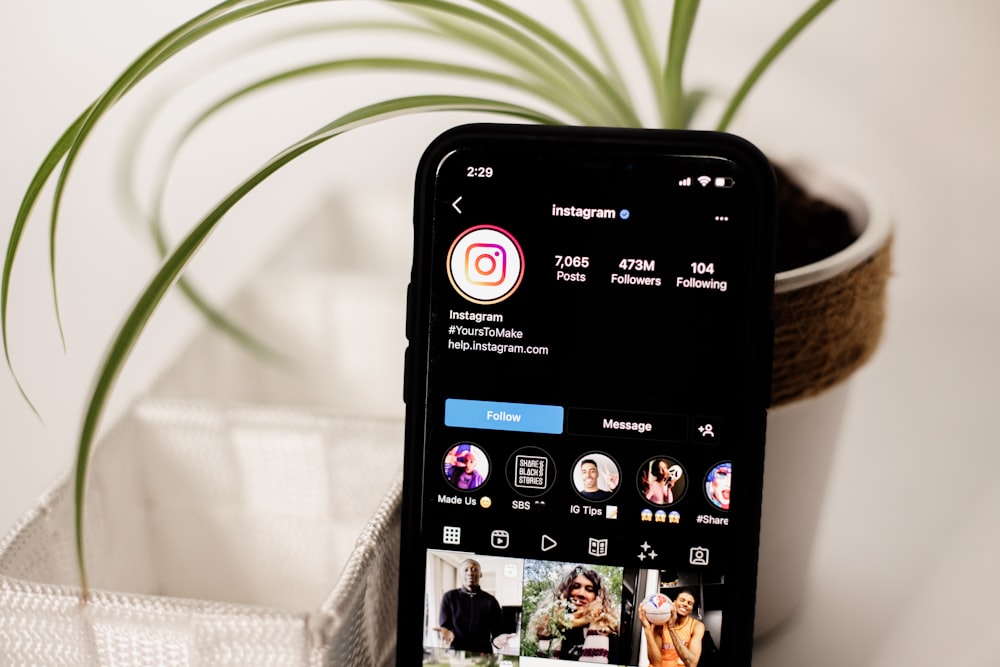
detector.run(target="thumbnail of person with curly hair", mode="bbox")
[529,565,620,663]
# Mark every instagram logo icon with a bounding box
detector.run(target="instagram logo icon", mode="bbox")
[447,225,524,304]
[466,242,506,286]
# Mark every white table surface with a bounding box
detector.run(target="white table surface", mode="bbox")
[2,2,998,665]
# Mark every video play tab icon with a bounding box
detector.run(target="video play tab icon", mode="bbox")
[540,535,558,552]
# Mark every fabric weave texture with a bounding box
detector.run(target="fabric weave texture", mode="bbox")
[0,399,403,666]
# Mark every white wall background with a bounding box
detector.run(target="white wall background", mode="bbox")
[2,2,999,664]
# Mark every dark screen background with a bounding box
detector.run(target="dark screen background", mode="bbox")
[419,145,759,565]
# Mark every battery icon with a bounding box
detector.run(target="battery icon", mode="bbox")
[714,177,735,188]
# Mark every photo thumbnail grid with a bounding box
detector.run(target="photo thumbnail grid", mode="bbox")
[422,550,723,666]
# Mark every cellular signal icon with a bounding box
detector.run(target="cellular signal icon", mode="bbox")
[697,175,712,187]
[678,176,692,186]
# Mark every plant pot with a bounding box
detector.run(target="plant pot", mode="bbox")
[755,159,892,637]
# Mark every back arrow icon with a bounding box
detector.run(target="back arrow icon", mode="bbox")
[452,196,463,214]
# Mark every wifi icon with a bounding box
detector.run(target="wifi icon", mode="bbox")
[697,175,712,187]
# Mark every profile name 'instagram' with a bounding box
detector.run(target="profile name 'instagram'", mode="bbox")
[447,226,524,304]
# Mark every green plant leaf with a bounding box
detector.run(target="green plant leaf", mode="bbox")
[3,0,309,405]
[621,0,668,127]
[399,2,623,125]
[1,109,92,415]
[102,0,640,395]
[149,217,295,367]
[141,57,583,255]
[682,88,711,128]
[466,0,640,125]
[664,0,701,129]
[48,1,294,335]
[8,0,648,410]
[73,94,559,595]
[129,55,590,357]
[116,15,569,221]
[112,15,536,365]
[119,56,579,363]
[716,0,837,132]
[112,18,446,222]
[570,0,629,101]
[174,57,582,139]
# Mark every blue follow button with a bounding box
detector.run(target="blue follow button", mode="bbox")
[445,399,564,434]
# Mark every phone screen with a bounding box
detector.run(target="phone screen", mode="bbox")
[399,125,775,666]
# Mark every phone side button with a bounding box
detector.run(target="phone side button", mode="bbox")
[764,317,775,408]
[402,346,412,404]
[405,282,414,341]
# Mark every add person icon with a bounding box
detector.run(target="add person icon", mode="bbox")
[572,453,621,502]
[443,443,490,491]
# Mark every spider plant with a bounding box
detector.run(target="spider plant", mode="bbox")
[2,0,835,596]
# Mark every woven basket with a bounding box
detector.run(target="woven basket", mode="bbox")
[0,400,403,666]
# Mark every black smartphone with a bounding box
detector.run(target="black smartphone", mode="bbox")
[398,124,775,666]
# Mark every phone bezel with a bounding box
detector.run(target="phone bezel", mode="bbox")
[398,123,775,666]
